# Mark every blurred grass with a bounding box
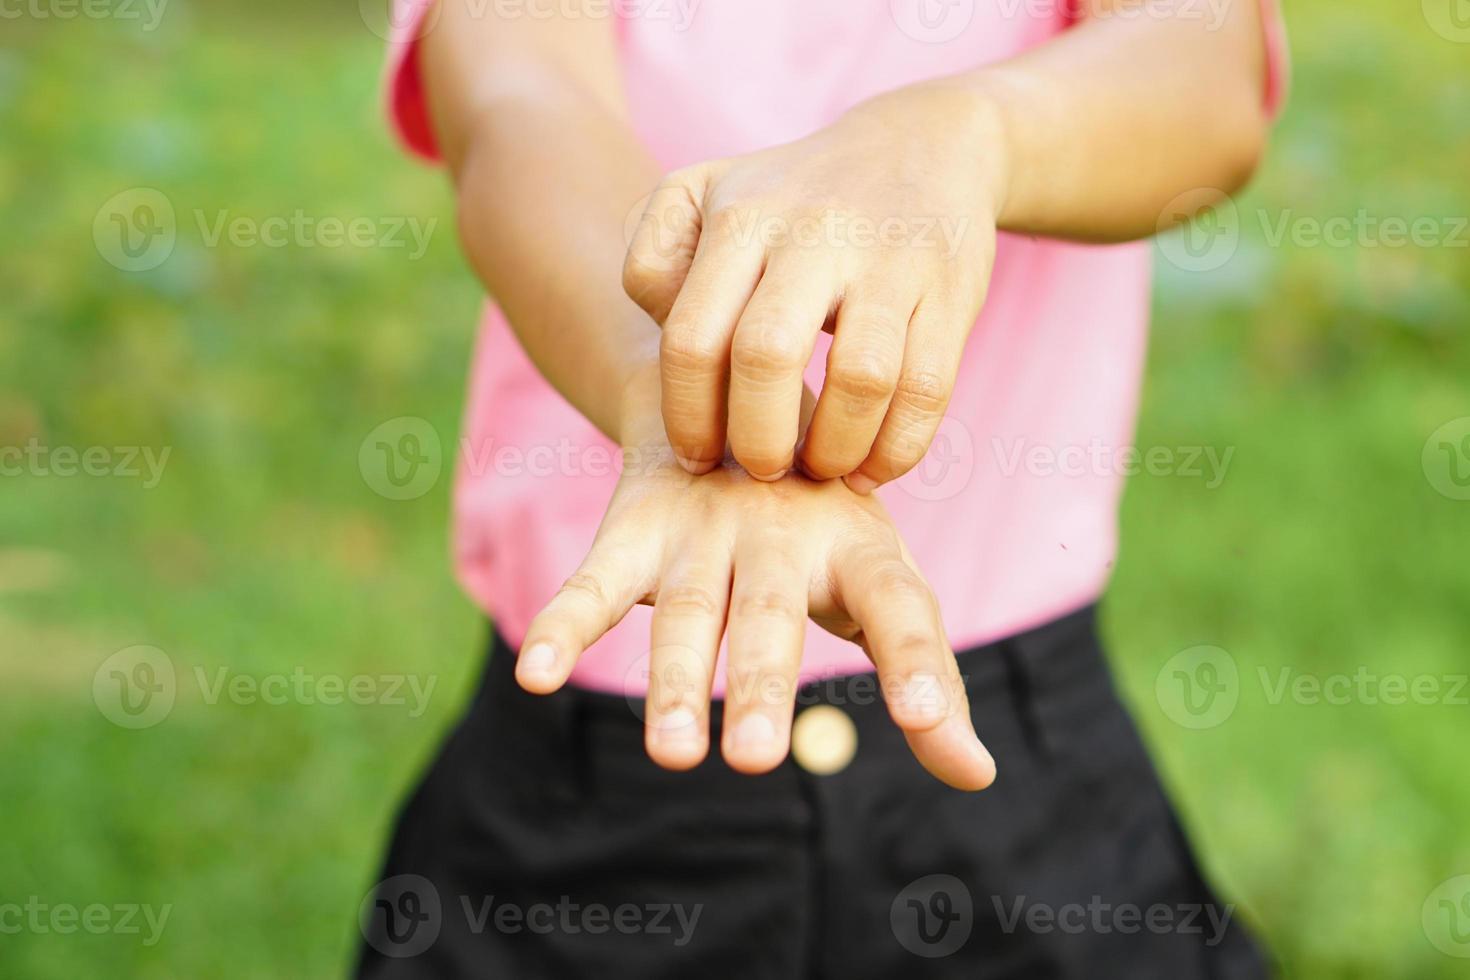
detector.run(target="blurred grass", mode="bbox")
[1,2,1468,977]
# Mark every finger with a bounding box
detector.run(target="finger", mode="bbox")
[845,294,966,494]
[833,540,994,791]
[799,283,913,480]
[622,169,707,325]
[659,216,767,474]
[519,540,659,695]
[726,257,836,479]
[721,530,808,774]
[645,546,733,771]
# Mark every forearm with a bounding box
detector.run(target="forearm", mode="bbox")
[421,1,661,442]
[855,0,1271,243]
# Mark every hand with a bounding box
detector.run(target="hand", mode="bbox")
[513,426,996,791]
[622,82,1005,493]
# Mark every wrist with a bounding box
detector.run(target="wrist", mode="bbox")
[959,68,1044,233]
[841,78,1013,228]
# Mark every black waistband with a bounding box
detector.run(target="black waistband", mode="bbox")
[480,601,1102,726]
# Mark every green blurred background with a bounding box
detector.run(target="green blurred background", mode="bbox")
[1,0,1467,976]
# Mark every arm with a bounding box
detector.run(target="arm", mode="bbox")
[954,0,1272,241]
[420,0,661,442]
[417,2,991,787]
[623,0,1277,489]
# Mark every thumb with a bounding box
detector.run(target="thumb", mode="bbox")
[621,166,710,325]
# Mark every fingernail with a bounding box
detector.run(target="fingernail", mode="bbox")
[844,472,878,495]
[732,713,776,751]
[971,738,997,785]
[519,642,557,679]
[939,714,997,789]
[902,672,947,720]
[750,468,788,483]
[674,452,716,474]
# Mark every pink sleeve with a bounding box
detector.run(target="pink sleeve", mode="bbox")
[1257,0,1290,119]
[383,0,442,163]
[384,0,1291,163]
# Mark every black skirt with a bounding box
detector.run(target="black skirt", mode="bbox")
[356,605,1270,979]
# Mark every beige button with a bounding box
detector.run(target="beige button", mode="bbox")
[791,705,858,775]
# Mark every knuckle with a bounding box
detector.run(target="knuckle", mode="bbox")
[872,416,936,477]
[869,562,928,602]
[890,632,940,661]
[893,369,951,415]
[661,326,723,377]
[868,446,920,484]
[559,572,611,609]
[732,325,805,380]
[658,584,723,617]
[705,205,749,243]
[733,588,801,621]
[827,354,898,404]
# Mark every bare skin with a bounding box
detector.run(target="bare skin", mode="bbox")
[624,2,1271,490]
[515,375,994,789]
[419,0,1269,785]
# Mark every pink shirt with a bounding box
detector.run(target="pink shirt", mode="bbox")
[385,0,1288,696]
